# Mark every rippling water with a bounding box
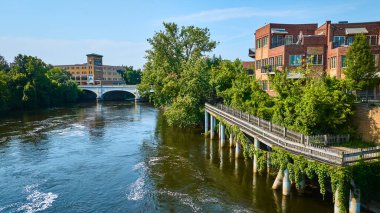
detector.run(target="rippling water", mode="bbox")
[0,102,333,212]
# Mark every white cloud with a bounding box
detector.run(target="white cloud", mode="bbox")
[0,37,149,68]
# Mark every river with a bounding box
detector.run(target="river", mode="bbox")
[0,102,333,212]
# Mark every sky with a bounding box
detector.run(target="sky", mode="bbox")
[1,0,379,68]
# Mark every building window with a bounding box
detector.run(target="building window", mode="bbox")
[263,58,268,66]
[341,55,347,68]
[256,60,261,69]
[272,35,284,48]
[308,54,323,65]
[261,80,268,91]
[269,57,274,66]
[330,57,337,69]
[367,35,378,46]
[289,55,301,66]
[285,35,293,45]
[257,38,262,48]
[275,56,283,66]
[263,36,268,47]
[333,36,345,48]
[347,36,354,46]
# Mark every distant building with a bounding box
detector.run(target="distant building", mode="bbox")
[242,61,255,77]
[252,21,380,98]
[55,54,125,85]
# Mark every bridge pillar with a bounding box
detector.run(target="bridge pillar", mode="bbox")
[210,115,215,139]
[334,187,340,213]
[349,189,360,213]
[253,137,260,174]
[229,133,234,148]
[272,169,283,190]
[205,111,209,135]
[220,124,226,147]
[283,168,291,196]
[267,152,271,174]
[235,141,243,159]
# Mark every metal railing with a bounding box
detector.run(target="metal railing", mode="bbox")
[205,103,380,166]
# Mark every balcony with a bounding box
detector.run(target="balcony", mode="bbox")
[248,48,255,58]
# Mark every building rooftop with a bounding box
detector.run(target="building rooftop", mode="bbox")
[86,53,103,57]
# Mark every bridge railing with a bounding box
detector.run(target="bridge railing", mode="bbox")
[207,103,380,165]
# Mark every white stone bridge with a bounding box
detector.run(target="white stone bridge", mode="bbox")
[79,85,139,100]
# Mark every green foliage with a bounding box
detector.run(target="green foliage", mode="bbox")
[345,33,378,91]
[0,55,9,71]
[0,54,80,112]
[118,66,142,85]
[268,71,355,135]
[138,22,217,127]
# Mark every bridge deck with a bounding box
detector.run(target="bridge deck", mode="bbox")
[206,103,380,166]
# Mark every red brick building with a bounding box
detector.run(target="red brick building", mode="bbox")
[252,21,380,98]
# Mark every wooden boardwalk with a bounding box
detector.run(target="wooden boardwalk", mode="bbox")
[205,103,380,166]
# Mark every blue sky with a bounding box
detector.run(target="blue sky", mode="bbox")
[0,0,379,68]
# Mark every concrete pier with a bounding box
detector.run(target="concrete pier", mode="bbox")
[235,141,243,159]
[334,188,340,213]
[253,137,260,174]
[349,189,360,213]
[220,124,226,147]
[267,152,271,174]
[229,133,234,148]
[283,169,291,196]
[298,176,306,193]
[204,111,209,135]
[272,170,283,190]
[210,116,215,139]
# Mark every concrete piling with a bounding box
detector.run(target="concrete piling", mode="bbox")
[220,124,226,147]
[272,170,283,190]
[253,137,260,174]
[282,168,291,196]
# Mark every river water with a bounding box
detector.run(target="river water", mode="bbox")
[0,102,333,212]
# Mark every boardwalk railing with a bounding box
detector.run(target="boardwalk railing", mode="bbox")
[205,103,380,166]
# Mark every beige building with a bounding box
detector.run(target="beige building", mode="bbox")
[55,54,125,85]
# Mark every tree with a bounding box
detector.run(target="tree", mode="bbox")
[138,22,217,127]
[0,55,81,112]
[0,55,9,71]
[139,22,217,107]
[118,66,142,85]
[345,33,378,98]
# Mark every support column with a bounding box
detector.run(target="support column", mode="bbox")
[235,141,243,159]
[283,168,291,196]
[272,170,283,190]
[298,176,306,193]
[253,137,260,174]
[349,189,360,213]
[204,111,209,135]
[334,187,340,213]
[210,116,215,139]
[266,152,271,174]
[229,133,234,148]
[220,124,226,147]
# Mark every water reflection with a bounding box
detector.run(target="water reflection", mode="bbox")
[0,102,335,212]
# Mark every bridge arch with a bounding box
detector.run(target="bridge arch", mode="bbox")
[101,90,136,101]
[81,89,99,100]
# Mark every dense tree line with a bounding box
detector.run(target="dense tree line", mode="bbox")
[139,23,377,137]
[117,66,142,85]
[0,54,80,112]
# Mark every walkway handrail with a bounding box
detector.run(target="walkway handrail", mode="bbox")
[205,103,380,166]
